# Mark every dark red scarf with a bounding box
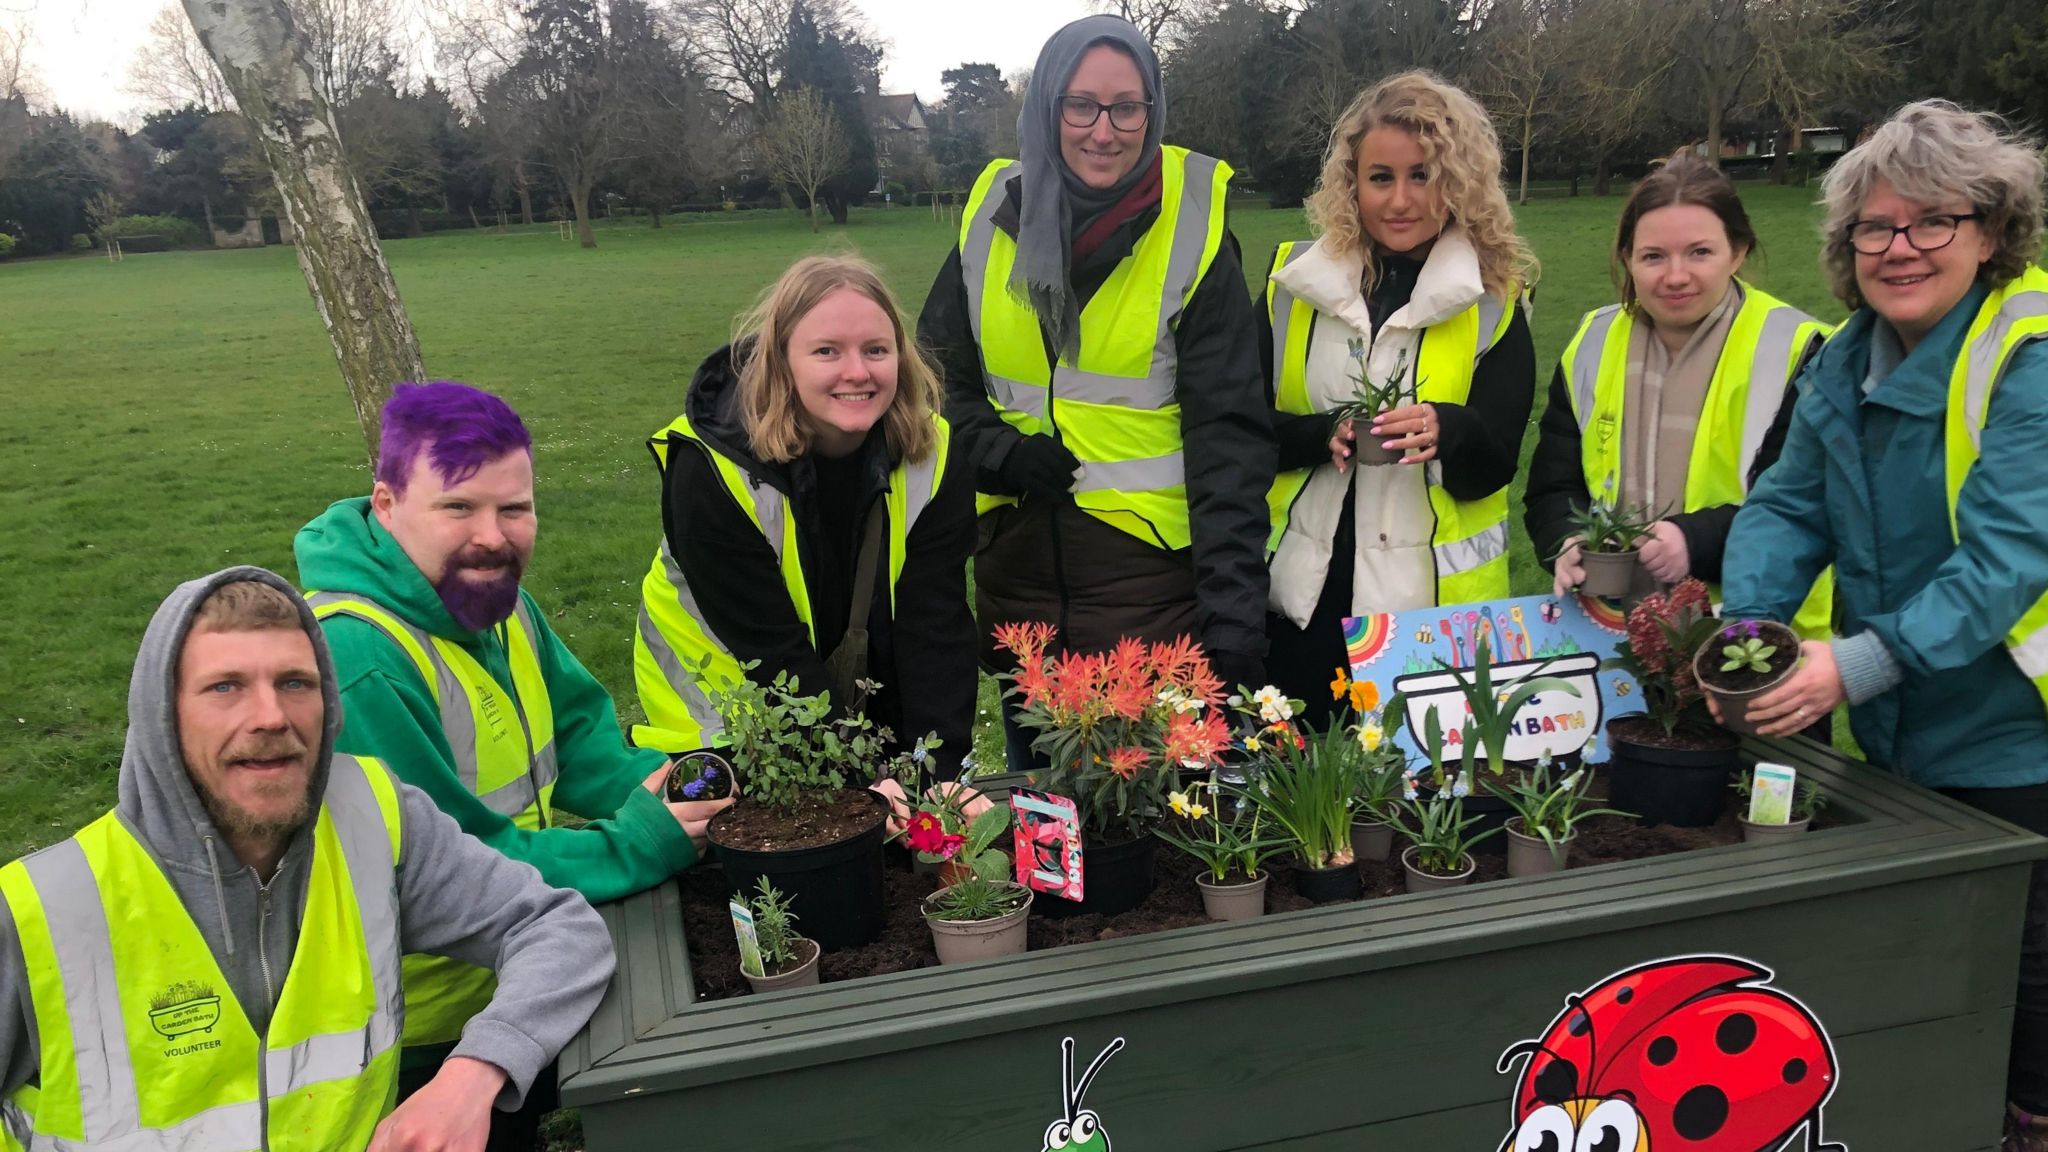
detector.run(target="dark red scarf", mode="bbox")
[1069,152,1164,266]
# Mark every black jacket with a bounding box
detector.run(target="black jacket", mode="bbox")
[916,172,1275,684]
[1523,345,1810,582]
[658,344,978,778]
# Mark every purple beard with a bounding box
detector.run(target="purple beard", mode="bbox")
[435,548,526,630]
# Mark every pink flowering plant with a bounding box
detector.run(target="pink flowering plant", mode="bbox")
[995,623,1233,842]
[1603,578,1722,735]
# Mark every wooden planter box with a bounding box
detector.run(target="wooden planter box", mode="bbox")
[560,740,2046,1149]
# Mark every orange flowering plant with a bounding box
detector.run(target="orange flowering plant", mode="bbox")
[993,622,1233,842]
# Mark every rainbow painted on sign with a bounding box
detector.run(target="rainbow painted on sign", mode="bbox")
[1343,614,1393,672]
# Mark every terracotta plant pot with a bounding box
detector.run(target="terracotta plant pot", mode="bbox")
[742,937,820,995]
[1350,816,1395,864]
[1577,549,1640,598]
[1401,845,1475,894]
[923,884,1033,964]
[1505,819,1572,877]
[1739,815,1813,844]
[1195,872,1267,921]
[1293,858,1364,902]
[1693,620,1802,736]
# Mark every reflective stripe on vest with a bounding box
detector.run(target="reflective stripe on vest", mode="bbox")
[1944,267,2048,708]
[0,756,403,1151]
[631,412,951,753]
[1558,284,1836,639]
[1263,238,1518,604]
[303,593,555,1048]
[959,147,1231,549]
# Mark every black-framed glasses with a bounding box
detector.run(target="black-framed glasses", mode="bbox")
[1059,95,1151,132]
[1846,212,1983,256]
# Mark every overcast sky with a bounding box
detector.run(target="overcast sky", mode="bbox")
[8,0,1099,124]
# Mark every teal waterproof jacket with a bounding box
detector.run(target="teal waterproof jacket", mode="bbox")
[1722,283,2048,786]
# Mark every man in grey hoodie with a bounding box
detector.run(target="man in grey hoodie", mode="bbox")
[0,567,613,1151]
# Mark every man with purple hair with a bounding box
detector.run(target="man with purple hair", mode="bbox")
[293,381,729,1150]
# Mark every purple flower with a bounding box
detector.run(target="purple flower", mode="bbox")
[701,765,720,779]
[1745,620,1761,638]
[681,778,706,799]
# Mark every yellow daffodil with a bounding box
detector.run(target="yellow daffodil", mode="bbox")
[1359,721,1384,752]
[1169,790,1192,817]
[1187,803,1209,822]
[1245,734,1262,753]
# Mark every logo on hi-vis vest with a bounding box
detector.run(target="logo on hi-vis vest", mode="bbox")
[147,980,222,1041]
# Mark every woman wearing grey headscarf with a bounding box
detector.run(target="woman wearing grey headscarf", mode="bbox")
[917,15,1274,770]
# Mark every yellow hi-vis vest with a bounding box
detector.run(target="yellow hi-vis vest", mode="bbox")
[302,593,557,1049]
[1263,238,1518,605]
[1944,265,2048,713]
[958,146,1230,550]
[1560,282,1836,638]
[630,412,952,753]
[0,755,404,1152]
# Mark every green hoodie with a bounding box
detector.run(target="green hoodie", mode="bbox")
[294,497,694,902]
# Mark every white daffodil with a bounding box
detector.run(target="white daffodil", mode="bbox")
[1253,685,1293,725]
[1169,790,1192,817]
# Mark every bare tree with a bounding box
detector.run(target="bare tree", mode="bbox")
[671,0,868,125]
[1,18,38,105]
[130,4,236,111]
[1469,0,1573,205]
[1671,0,1759,166]
[1556,0,1678,193]
[180,0,426,463]
[759,84,846,232]
[1087,0,1214,51]
[1749,0,1896,181]
[292,0,405,105]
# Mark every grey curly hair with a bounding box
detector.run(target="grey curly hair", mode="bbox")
[1818,99,2045,311]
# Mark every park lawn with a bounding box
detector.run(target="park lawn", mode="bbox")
[0,186,1845,862]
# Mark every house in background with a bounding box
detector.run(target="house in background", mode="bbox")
[865,92,931,195]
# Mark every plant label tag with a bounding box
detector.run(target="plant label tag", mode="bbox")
[1749,763,1797,825]
[1011,788,1083,903]
[729,899,765,979]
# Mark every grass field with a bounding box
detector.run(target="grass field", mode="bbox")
[0,186,1849,862]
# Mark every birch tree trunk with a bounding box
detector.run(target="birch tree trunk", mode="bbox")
[181,0,425,465]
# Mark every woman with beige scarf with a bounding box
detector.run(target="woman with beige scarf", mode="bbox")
[1525,153,1831,636]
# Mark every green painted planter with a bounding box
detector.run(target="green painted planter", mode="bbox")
[562,740,2046,1149]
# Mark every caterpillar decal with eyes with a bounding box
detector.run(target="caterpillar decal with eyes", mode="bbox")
[1497,956,1844,1152]
[1040,1036,1124,1152]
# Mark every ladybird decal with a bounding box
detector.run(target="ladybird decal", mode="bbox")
[1041,1036,1124,1151]
[1497,955,1843,1152]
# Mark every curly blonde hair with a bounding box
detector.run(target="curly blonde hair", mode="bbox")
[1818,99,2046,312]
[733,255,942,465]
[1304,70,1537,297]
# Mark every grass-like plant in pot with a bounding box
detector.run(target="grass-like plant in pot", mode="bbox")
[1487,752,1634,877]
[1330,669,1407,864]
[1406,634,1582,851]
[922,865,1033,965]
[1692,617,1803,736]
[994,623,1232,917]
[1602,579,1742,827]
[704,666,908,950]
[1239,687,1366,902]
[1390,711,1501,893]
[739,877,819,995]
[1155,777,1292,921]
[1561,487,1661,598]
[1329,340,1416,466]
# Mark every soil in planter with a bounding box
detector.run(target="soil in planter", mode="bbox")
[709,789,880,852]
[675,773,1837,1002]
[1606,715,1740,753]
[1697,623,1801,694]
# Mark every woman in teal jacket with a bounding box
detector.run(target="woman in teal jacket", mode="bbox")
[1717,100,2048,1144]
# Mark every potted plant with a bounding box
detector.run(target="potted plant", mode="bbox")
[922,875,1033,964]
[1390,712,1503,893]
[1155,778,1291,921]
[1404,634,1581,852]
[1603,579,1742,827]
[1734,775,1827,844]
[738,877,820,995]
[1487,753,1634,877]
[1560,488,1660,598]
[995,624,1233,918]
[1694,617,1803,736]
[664,749,734,801]
[1330,670,1407,864]
[904,796,1010,889]
[703,667,905,950]
[1329,340,1415,466]
[1240,687,1365,902]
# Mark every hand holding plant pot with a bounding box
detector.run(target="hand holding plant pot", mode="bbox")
[1714,638,1844,739]
[1488,753,1633,877]
[1692,619,1808,736]
[1558,489,1661,598]
[1329,341,1416,470]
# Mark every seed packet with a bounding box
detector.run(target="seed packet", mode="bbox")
[1748,763,1797,825]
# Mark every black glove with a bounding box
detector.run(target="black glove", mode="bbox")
[1208,649,1268,698]
[998,435,1082,500]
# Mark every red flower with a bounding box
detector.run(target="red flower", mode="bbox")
[993,621,1057,664]
[1106,746,1149,780]
[937,833,966,860]
[1164,710,1231,767]
[905,811,948,855]
[1103,636,1155,720]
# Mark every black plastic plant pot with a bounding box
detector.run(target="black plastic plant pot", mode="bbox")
[1293,858,1364,902]
[713,792,888,951]
[1463,791,1514,856]
[1034,833,1158,919]
[1605,717,1741,828]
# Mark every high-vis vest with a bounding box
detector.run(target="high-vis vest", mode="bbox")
[631,413,951,753]
[0,756,404,1152]
[1264,239,1518,605]
[303,592,557,1049]
[959,146,1230,550]
[1560,282,1835,638]
[1944,266,2048,713]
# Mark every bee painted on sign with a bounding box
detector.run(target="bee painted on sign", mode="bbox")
[1040,1036,1124,1151]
